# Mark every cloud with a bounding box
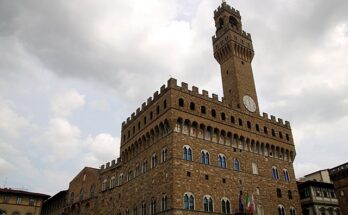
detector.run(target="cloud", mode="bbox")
[51,90,86,117]
[0,100,31,139]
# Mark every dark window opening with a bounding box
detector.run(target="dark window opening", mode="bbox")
[247,121,251,129]
[150,111,153,120]
[201,106,206,114]
[279,132,283,139]
[231,116,235,124]
[288,190,293,199]
[144,117,147,125]
[277,188,282,198]
[179,98,184,107]
[156,106,160,114]
[256,124,260,132]
[163,100,167,109]
[286,134,290,141]
[272,129,276,137]
[211,109,217,118]
[222,178,226,183]
[190,102,195,111]
[238,118,243,126]
[221,113,226,121]
[264,126,268,134]
[205,175,209,180]
[187,171,191,177]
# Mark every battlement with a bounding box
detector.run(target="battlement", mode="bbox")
[121,78,291,130]
[214,2,241,18]
[121,78,227,130]
[212,28,252,43]
[100,158,122,171]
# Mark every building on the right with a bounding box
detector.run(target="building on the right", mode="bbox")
[329,162,348,215]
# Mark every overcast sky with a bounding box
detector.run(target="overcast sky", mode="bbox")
[0,0,347,195]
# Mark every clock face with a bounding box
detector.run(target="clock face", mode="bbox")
[243,95,257,112]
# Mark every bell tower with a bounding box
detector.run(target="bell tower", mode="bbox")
[213,1,259,115]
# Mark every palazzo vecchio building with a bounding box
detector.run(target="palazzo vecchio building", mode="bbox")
[43,2,301,215]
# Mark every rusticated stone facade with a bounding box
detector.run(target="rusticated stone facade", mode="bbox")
[46,2,302,215]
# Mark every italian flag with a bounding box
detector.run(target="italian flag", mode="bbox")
[246,193,255,213]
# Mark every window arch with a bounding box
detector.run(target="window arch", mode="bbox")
[289,207,296,215]
[201,150,210,165]
[151,197,157,215]
[110,176,116,188]
[163,99,167,109]
[221,112,226,120]
[234,159,240,172]
[231,116,235,124]
[272,166,280,180]
[190,102,195,111]
[118,174,124,185]
[162,147,168,162]
[203,195,214,212]
[218,154,227,169]
[183,145,192,161]
[277,188,282,198]
[151,153,157,168]
[179,98,184,107]
[183,192,195,210]
[238,118,243,126]
[288,190,293,199]
[283,169,290,182]
[211,109,217,118]
[252,162,258,175]
[161,194,168,211]
[142,160,148,173]
[101,179,107,191]
[221,198,231,214]
[201,106,206,114]
[278,205,285,215]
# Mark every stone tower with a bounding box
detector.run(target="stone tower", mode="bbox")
[213,2,259,115]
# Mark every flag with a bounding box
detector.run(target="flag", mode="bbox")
[248,194,255,213]
[245,193,250,211]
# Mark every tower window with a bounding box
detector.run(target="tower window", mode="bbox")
[156,105,160,114]
[286,134,290,141]
[150,111,153,120]
[238,118,243,126]
[247,121,251,129]
[226,70,229,74]
[272,129,276,137]
[144,117,147,125]
[211,109,217,118]
[163,100,167,109]
[221,112,226,120]
[179,98,184,107]
[190,102,195,111]
[231,116,235,124]
[279,132,283,139]
[256,124,260,132]
[288,190,293,199]
[201,106,206,114]
[218,18,224,31]
[229,16,239,30]
[241,61,244,65]
[264,126,268,134]
[277,188,282,198]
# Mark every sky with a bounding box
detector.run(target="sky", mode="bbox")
[0,0,347,195]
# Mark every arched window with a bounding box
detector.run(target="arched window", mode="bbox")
[201,106,206,114]
[184,193,194,210]
[126,209,129,215]
[221,112,226,120]
[252,163,258,175]
[79,188,84,201]
[211,109,217,118]
[231,116,235,124]
[151,153,157,168]
[238,118,243,126]
[162,147,168,162]
[133,206,138,215]
[118,174,124,185]
[141,202,146,215]
[161,194,168,211]
[221,198,231,214]
[289,207,296,215]
[264,126,268,134]
[218,17,224,30]
[218,154,227,169]
[283,169,290,182]
[151,198,156,215]
[179,98,184,107]
[203,195,214,212]
[142,160,148,173]
[201,150,210,165]
[256,124,260,132]
[277,188,282,198]
[90,184,96,198]
[278,205,285,215]
[163,100,167,109]
[272,167,280,180]
[288,190,293,199]
[110,176,116,188]
[234,159,240,172]
[101,179,107,191]
[247,121,251,129]
[190,102,195,111]
[229,16,239,29]
[183,146,192,161]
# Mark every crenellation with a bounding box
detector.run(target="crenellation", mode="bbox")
[111,160,116,166]
[136,108,140,114]
[160,84,166,93]
[100,164,105,170]
[167,78,178,88]
[126,117,130,123]
[202,90,209,97]
[147,97,152,105]
[263,112,269,119]
[212,93,219,101]
[131,113,135,120]
[285,121,291,128]
[192,86,199,94]
[278,118,284,125]
[181,82,188,91]
[153,91,159,99]
[271,115,276,122]
[106,162,110,168]
[141,102,146,110]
